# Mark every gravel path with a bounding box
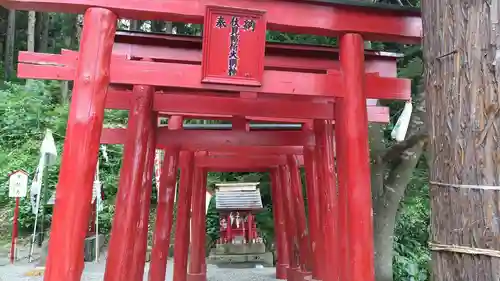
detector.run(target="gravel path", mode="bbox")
[0,260,278,281]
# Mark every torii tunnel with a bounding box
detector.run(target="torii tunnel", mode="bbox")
[1,0,422,280]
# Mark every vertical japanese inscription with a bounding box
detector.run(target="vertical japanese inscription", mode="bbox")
[214,16,256,76]
[228,16,240,76]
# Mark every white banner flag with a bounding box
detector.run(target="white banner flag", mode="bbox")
[30,156,45,214]
[92,160,103,211]
[154,150,162,199]
[40,129,58,166]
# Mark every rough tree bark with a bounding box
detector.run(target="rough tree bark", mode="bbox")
[4,9,15,80]
[27,12,36,52]
[60,14,77,103]
[423,0,500,280]
[39,13,49,53]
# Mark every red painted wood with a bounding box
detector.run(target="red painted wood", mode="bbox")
[10,197,19,264]
[188,168,207,281]
[131,111,157,281]
[156,129,314,148]
[315,119,339,281]
[100,129,303,154]
[113,31,398,62]
[173,151,195,281]
[104,85,155,281]
[17,52,411,100]
[148,118,182,281]
[112,41,397,75]
[202,6,266,86]
[312,122,325,281]
[338,34,375,281]
[196,155,287,168]
[287,155,310,276]
[42,9,117,281]
[270,169,289,280]
[104,88,390,123]
[303,145,322,280]
[334,108,349,281]
[247,211,254,242]
[2,0,421,43]
[111,32,399,77]
[200,171,208,276]
[207,167,270,172]
[279,165,300,280]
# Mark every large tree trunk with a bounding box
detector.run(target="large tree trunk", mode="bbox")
[27,12,36,52]
[34,12,49,52]
[423,0,500,280]
[39,13,49,52]
[4,9,16,80]
[370,90,427,281]
[60,14,77,103]
[26,11,36,86]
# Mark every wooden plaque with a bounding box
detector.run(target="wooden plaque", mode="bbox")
[202,6,267,86]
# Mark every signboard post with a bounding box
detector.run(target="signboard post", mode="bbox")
[8,170,29,263]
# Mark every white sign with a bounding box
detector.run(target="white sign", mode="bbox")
[9,171,29,198]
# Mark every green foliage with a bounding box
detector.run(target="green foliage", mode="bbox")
[393,158,430,281]
[0,81,127,235]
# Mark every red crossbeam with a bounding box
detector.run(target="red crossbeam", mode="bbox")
[100,128,313,149]
[112,32,398,76]
[1,0,421,43]
[196,155,287,168]
[101,128,305,155]
[105,89,390,123]
[17,52,411,100]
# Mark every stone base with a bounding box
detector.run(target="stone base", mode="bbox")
[83,234,105,262]
[208,251,274,267]
[187,273,207,281]
[276,263,288,280]
[214,243,266,255]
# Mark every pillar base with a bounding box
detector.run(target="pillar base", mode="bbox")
[276,263,288,279]
[187,273,207,281]
[287,267,302,281]
[296,270,311,281]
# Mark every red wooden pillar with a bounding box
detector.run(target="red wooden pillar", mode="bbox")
[279,165,299,281]
[247,212,254,242]
[226,214,233,243]
[188,165,207,281]
[173,151,195,281]
[104,84,155,281]
[200,171,208,274]
[287,155,311,280]
[314,120,339,281]
[337,33,375,281]
[131,111,158,281]
[149,116,183,281]
[303,144,322,281]
[43,8,116,281]
[270,169,289,280]
[334,119,349,281]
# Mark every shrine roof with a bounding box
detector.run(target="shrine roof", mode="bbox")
[215,182,264,212]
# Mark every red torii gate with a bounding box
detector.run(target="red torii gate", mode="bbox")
[0,0,421,280]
